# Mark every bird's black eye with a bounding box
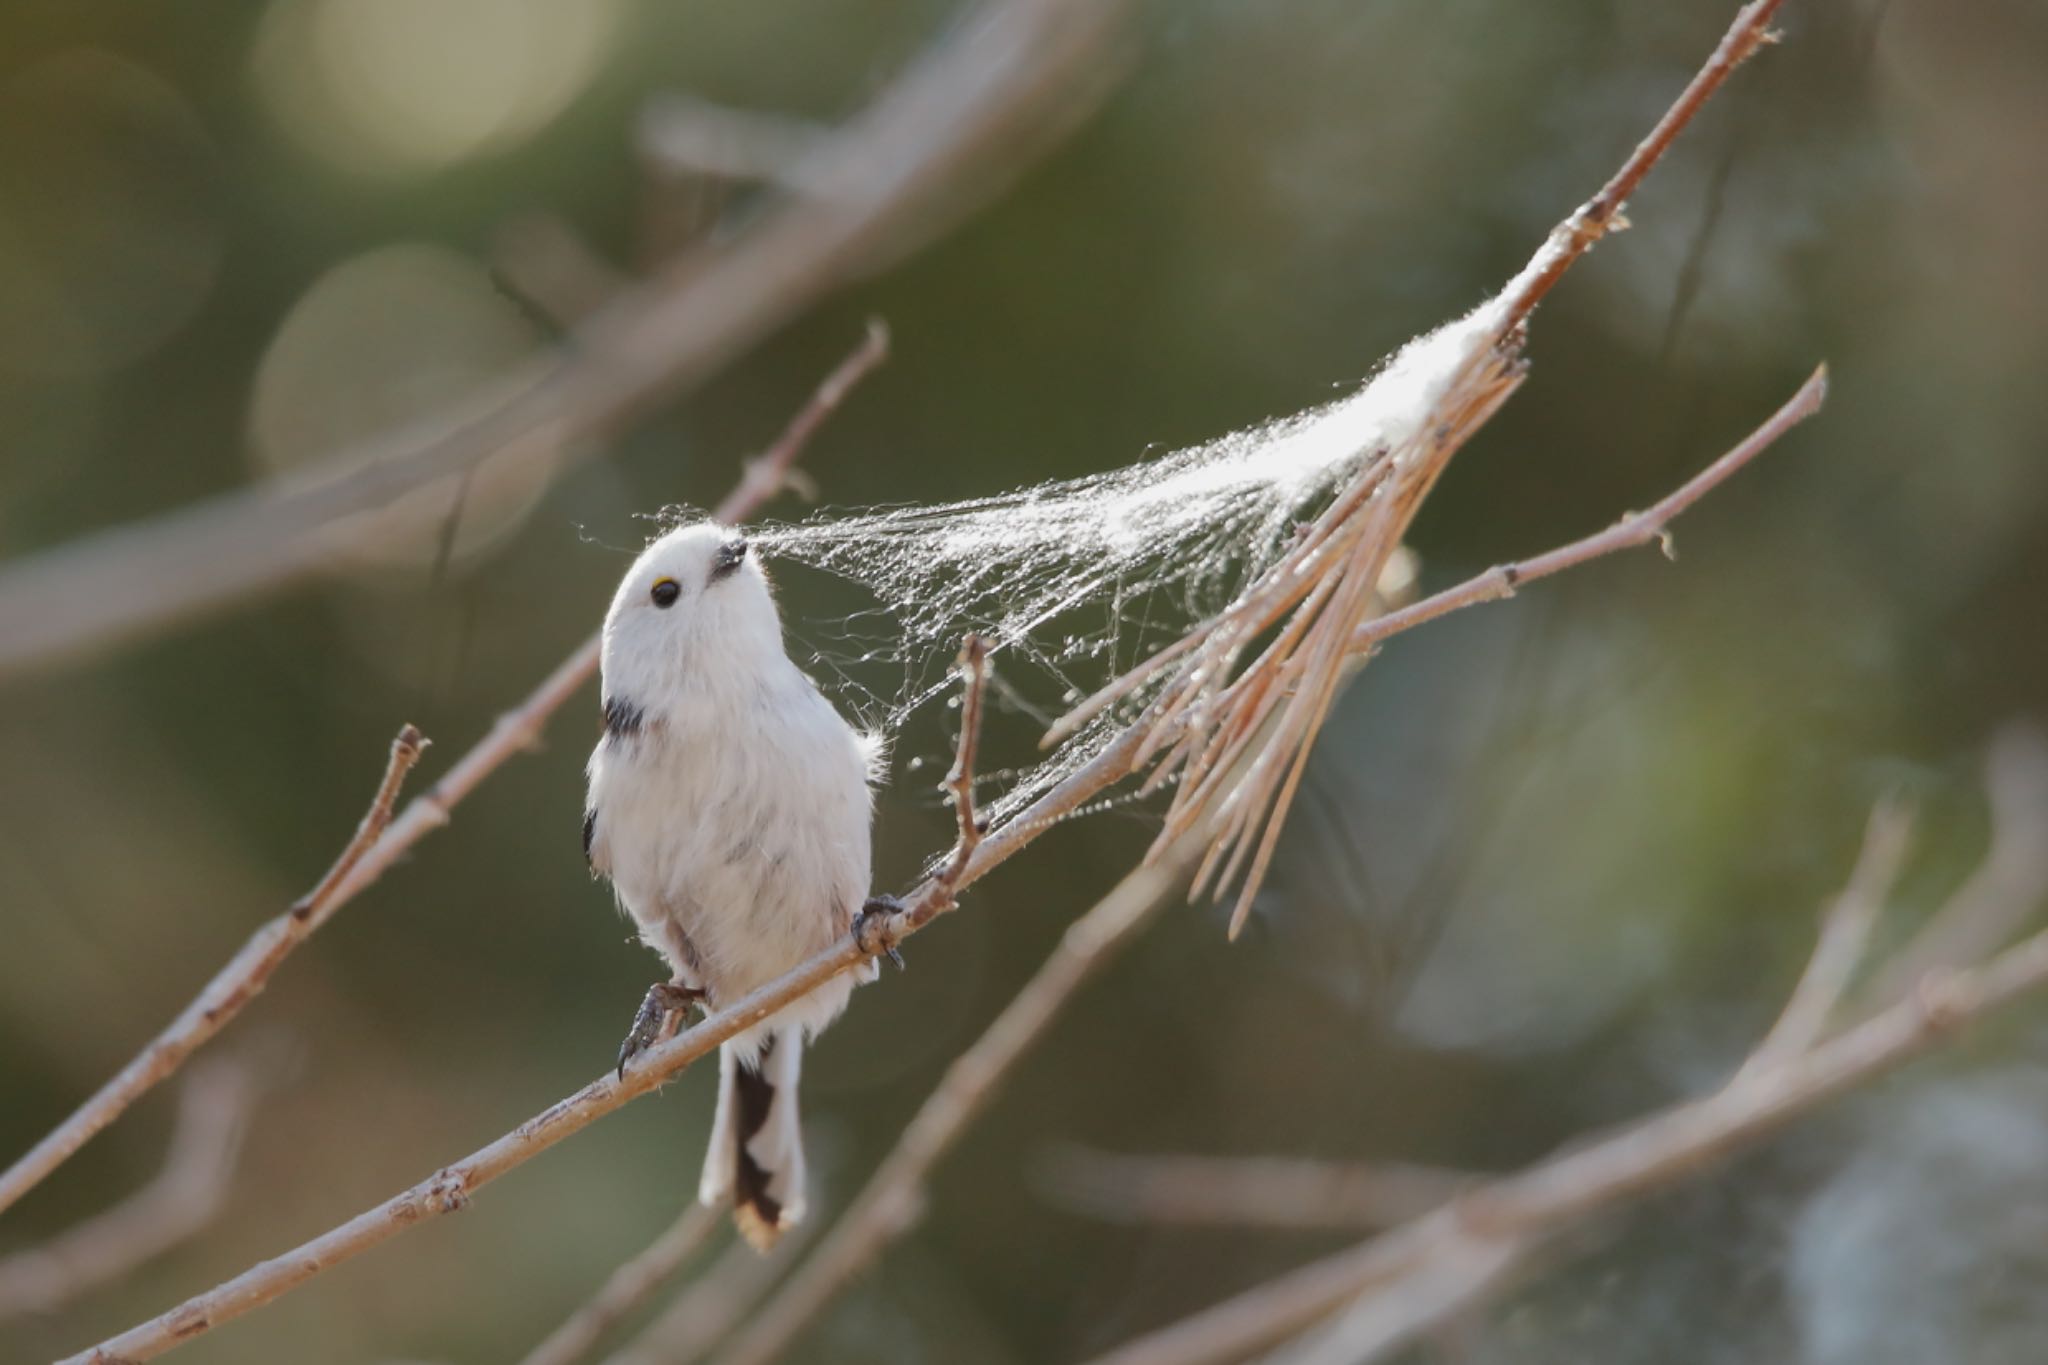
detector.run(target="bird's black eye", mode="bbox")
[709,538,748,583]
[650,578,681,608]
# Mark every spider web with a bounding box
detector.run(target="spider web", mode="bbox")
[684,307,1497,837]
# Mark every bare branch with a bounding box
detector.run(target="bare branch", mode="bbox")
[0,322,887,1222]
[0,0,1132,676]
[1492,0,1787,326]
[0,725,427,1219]
[1037,1150,1471,1233]
[1740,796,1914,1075]
[606,1218,817,1365]
[1871,722,2048,999]
[637,96,833,193]
[1080,761,2048,1365]
[515,1205,721,1365]
[1348,365,1828,656]
[712,841,1201,1365]
[0,1061,260,1321]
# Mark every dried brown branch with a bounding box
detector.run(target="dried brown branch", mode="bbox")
[0,323,886,1226]
[0,1061,260,1321]
[0,726,426,1219]
[515,1204,722,1365]
[1081,741,2048,1365]
[713,840,1202,1365]
[0,0,1132,676]
[1037,1151,1471,1234]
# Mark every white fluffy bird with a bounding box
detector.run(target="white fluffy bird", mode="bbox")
[584,521,885,1249]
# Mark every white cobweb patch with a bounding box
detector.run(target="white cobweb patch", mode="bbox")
[676,305,1502,840]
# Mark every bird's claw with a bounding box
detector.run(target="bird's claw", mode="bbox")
[853,895,908,970]
[616,981,705,1080]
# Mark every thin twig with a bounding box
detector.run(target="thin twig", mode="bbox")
[1492,0,1787,326]
[0,1061,261,1321]
[0,726,427,1219]
[942,635,990,883]
[515,1205,722,1365]
[0,323,888,1223]
[725,319,891,521]
[1036,1151,1472,1233]
[0,0,1132,675]
[1081,758,2048,1365]
[713,841,1203,1365]
[1348,365,1828,657]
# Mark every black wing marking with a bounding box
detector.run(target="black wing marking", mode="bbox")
[601,695,644,740]
[583,808,597,866]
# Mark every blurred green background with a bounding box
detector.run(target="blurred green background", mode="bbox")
[5,1,2048,1361]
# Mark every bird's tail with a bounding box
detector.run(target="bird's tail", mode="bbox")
[700,1029,807,1251]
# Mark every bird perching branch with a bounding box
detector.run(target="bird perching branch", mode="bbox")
[56,4,1817,1358]
[0,324,890,1224]
[0,726,427,1220]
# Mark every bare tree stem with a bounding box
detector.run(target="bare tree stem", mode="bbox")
[0,727,426,1219]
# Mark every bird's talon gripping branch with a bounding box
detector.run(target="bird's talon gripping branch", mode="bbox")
[854,895,909,969]
[615,981,706,1079]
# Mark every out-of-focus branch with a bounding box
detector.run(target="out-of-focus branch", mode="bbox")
[0,727,426,1219]
[0,324,887,1227]
[713,840,1202,1365]
[1740,798,1912,1076]
[1872,723,2048,998]
[515,1205,721,1365]
[1081,738,2048,1365]
[638,96,833,193]
[1037,1151,1471,1233]
[0,0,1132,677]
[606,1217,817,1365]
[0,1061,260,1321]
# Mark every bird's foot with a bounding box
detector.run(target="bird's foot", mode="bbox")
[853,895,908,970]
[616,981,706,1080]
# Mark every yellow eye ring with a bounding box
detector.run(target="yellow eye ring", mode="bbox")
[650,578,680,608]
